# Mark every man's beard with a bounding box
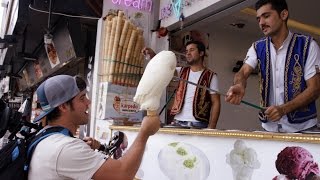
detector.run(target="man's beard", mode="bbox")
[186,59,197,65]
[186,61,193,65]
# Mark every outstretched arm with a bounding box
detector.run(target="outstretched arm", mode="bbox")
[225,64,254,105]
[93,115,160,180]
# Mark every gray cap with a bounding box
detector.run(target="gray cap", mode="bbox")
[34,75,80,122]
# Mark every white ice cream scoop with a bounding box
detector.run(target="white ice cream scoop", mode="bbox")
[133,51,176,116]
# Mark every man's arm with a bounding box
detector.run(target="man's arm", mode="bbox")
[92,116,160,180]
[265,74,320,121]
[225,64,254,105]
[233,64,253,88]
[208,94,220,129]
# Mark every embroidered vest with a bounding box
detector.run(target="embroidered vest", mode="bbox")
[254,33,317,123]
[170,67,215,122]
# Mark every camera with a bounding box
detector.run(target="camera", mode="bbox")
[0,99,39,141]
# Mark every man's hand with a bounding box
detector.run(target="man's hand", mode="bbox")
[140,115,160,136]
[225,84,245,105]
[83,137,102,150]
[141,47,156,59]
[264,105,286,122]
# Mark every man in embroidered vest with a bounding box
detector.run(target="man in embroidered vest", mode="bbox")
[143,41,221,129]
[226,0,320,133]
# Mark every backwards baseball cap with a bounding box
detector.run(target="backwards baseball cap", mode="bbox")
[34,75,80,122]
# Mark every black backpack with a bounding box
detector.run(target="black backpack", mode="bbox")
[0,126,73,180]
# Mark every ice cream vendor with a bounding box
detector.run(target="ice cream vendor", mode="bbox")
[226,0,320,133]
[142,40,221,129]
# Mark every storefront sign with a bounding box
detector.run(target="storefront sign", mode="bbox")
[160,0,183,19]
[113,96,139,114]
[97,83,143,121]
[120,100,140,114]
[172,0,182,18]
[160,4,172,19]
[111,0,153,12]
[159,0,196,20]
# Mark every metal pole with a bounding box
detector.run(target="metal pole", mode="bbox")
[48,0,53,31]
[159,89,177,116]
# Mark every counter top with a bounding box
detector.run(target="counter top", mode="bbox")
[110,125,320,144]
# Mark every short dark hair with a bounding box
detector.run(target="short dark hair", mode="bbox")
[185,40,206,59]
[46,75,87,122]
[255,0,288,15]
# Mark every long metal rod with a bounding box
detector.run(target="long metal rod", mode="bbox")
[173,76,264,110]
[48,0,53,31]
[159,89,177,116]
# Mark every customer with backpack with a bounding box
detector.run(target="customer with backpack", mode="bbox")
[28,75,160,180]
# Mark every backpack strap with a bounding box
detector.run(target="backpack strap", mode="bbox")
[24,126,73,172]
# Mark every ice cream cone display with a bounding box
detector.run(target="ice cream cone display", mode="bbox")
[114,20,130,84]
[226,140,260,180]
[109,12,124,83]
[126,30,144,86]
[102,16,113,82]
[121,29,137,85]
[133,51,176,114]
[118,25,132,85]
[273,146,320,180]
[100,10,145,87]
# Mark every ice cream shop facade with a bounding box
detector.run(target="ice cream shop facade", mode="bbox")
[90,0,320,179]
